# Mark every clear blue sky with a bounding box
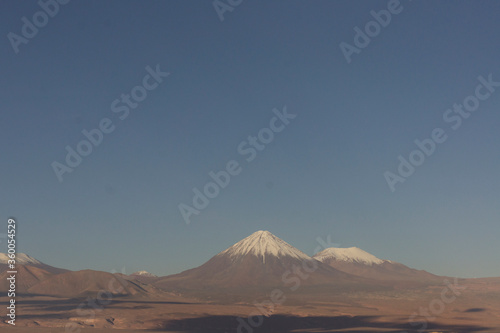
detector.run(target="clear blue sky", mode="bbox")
[1,0,499,278]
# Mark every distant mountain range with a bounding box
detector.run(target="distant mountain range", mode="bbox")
[0,254,157,297]
[154,230,359,294]
[0,231,444,298]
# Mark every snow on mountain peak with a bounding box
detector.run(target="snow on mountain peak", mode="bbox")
[218,230,311,263]
[131,271,157,277]
[313,247,384,265]
[0,253,42,265]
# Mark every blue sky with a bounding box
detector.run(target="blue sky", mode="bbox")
[1,0,499,278]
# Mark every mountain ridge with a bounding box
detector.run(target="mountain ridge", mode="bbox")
[153,231,378,297]
[314,247,385,265]
[314,247,439,282]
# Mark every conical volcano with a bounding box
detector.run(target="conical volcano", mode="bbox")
[154,231,355,293]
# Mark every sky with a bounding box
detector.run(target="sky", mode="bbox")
[1,0,500,278]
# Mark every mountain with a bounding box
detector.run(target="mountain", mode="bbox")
[218,230,312,263]
[26,269,160,298]
[131,270,157,277]
[154,231,368,296]
[0,253,69,293]
[130,270,158,284]
[0,252,68,275]
[0,253,41,265]
[313,247,439,282]
[0,264,55,293]
[0,254,163,298]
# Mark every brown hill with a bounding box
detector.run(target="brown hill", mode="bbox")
[26,269,158,298]
[0,265,55,293]
[0,253,69,294]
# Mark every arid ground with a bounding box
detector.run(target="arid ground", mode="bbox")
[2,277,500,332]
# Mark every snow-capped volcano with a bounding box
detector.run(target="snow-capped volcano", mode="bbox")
[0,253,68,276]
[314,247,439,282]
[155,230,355,292]
[0,253,42,265]
[217,230,310,263]
[131,271,157,277]
[313,247,384,265]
